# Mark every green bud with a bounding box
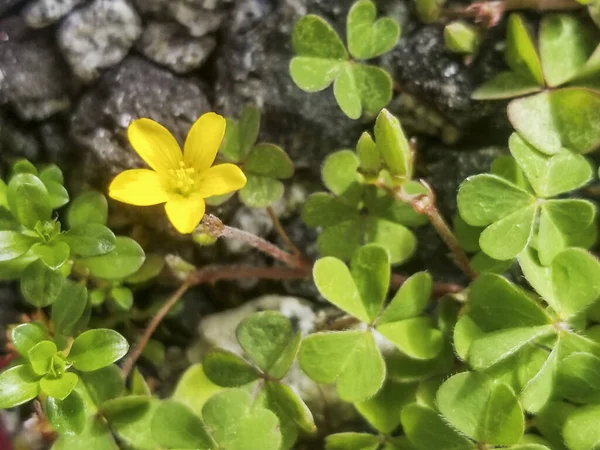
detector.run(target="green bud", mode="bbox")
[356,132,381,175]
[374,109,413,180]
[415,0,446,24]
[444,21,481,54]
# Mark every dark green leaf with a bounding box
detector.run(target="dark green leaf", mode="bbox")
[325,433,380,450]
[81,236,145,280]
[102,396,160,450]
[244,144,293,179]
[7,173,52,229]
[60,223,116,257]
[79,365,124,406]
[68,329,129,372]
[151,399,214,449]
[20,259,64,307]
[239,106,261,157]
[67,191,108,228]
[124,254,165,284]
[302,193,358,227]
[203,348,261,387]
[46,391,86,436]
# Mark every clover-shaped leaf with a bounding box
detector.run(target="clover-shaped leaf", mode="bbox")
[506,14,544,85]
[437,372,525,446]
[563,404,600,450]
[347,0,400,59]
[556,352,600,403]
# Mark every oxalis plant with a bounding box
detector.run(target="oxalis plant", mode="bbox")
[3,1,600,450]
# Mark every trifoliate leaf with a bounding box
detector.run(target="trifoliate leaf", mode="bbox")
[302,193,358,227]
[244,144,294,179]
[364,216,417,264]
[347,0,400,60]
[334,63,393,119]
[102,396,160,450]
[239,105,261,158]
[203,348,261,387]
[453,315,484,361]
[239,175,285,208]
[378,271,432,324]
[322,150,362,201]
[472,71,542,100]
[505,14,544,85]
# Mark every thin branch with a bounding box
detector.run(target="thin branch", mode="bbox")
[266,207,309,265]
[189,264,311,285]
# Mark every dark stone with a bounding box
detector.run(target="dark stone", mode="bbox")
[0,0,25,16]
[0,17,73,120]
[70,56,212,188]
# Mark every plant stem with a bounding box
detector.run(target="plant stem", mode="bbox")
[189,264,311,285]
[390,273,464,296]
[266,207,309,265]
[202,214,308,269]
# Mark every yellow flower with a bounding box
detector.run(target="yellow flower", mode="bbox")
[109,113,246,234]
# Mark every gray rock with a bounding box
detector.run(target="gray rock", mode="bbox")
[70,56,211,189]
[215,0,364,173]
[23,0,86,28]
[0,17,72,120]
[0,115,41,164]
[136,22,216,74]
[57,0,142,82]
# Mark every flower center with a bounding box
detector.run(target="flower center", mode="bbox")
[169,161,196,196]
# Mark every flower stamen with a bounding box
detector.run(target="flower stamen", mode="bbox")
[169,161,196,196]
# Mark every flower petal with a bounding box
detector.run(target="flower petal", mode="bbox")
[165,193,206,234]
[128,118,182,172]
[195,163,247,198]
[184,112,226,172]
[109,169,169,206]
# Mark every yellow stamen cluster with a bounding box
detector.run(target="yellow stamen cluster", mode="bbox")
[169,161,196,195]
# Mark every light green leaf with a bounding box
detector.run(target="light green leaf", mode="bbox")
[334,64,393,119]
[60,223,116,257]
[102,396,160,450]
[347,0,400,60]
[536,401,576,450]
[334,64,362,119]
[364,217,416,265]
[518,247,555,304]
[401,403,475,450]
[81,236,145,280]
[79,365,124,406]
[377,317,443,360]
[244,144,293,179]
[378,272,432,324]
[151,399,214,449]
[563,404,600,450]
[0,230,38,262]
[317,219,363,261]
[110,286,133,311]
[471,252,513,275]
[67,191,108,228]
[386,344,455,383]
[0,365,40,408]
[355,379,417,434]
[44,181,69,210]
[508,88,600,155]
[130,368,151,396]
[28,340,57,375]
[32,241,70,270]
[539,14,595,87]
[350,244,390,322]
[356,132,380,174]
[7,173,52,229]
[173,364,224,416]
[508,133,593,197]
[239,175,284,208]
[302,193,358,227]
[491,154,529,189]
[39,164,63,185]
[472,71,542,100]
[469,326,554,370]
[505,14,544,85]
[437,372,524,445]
[321,150,362,200]
[479,204,537,260]
[444,21,480,54]
[52,417,118,450]
[519,343,558,413]
[457,174,534,226]
[453,315,484,361]
[21,259,64,307]
[46,391,86,436]
[68,329,129,372]
[289,57,345,92]
[236,311,300,378]
[220,118,243,163]
[556,352,600,403]
[124,254,165,284]
[298,331,385,402]
[11,159,37,176]
[325,433,380,450]
[41,372,79,400]
[203,348,260,387]
[12,322,49,356]
[374,109,412,178]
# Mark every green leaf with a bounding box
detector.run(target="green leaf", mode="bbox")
[356,132,380,174]
[469,326,554,369]
[20,259,64,307]
[12,322,49,356]
[79,365,124,406]
[325,433,380,450]
[401,403,476,450]
[0,365,41,408]
[563,404,600,450]
[552,248,600,318]
[347,0,400,60]
[44,181,69,210]
[539,14,595,87]
[322,150,362,200]
[472,71,542,100]
[520,344,559,413]
[0,230,38,262]
[81,236,145,280]
[355,379,417,434]
[110,286,133,311]
[377,317,443,360]
[102,396,160,450]
[239,175,284,208]
[536,401,576,450]
[289,57,345,92]
[32,241,70,270]
[468,273,551,331]
[239,106,261,157]
[60,223,116,257]
[12,159,38,176]
[41,372,79,400]
[508,88,600,155]
[505,14,544,85]
[378,271,432,324]
[364,217,417,265]
[220,118,243,163]
[68,329,129,372]
[302,193,358,227]
[244,144,293,179]
[317,219,363,261]
[124,254,165,284]
[437,372,524,445]
[298,331,385,402]
[471,252,513,275]
[236,311,301,378]
[386,344,455,382]
[46,391,86,436]
[28,340,57,375]
[203,389,282,450]
[349,244,390,322]
[479,204,537,260]
[7,173,52,229]
[130,368,151,397]
[457,174,534,226]
[453,315,484,361]
[313,255,369,323]
[203,348,261,387]
[556,352,600,403]
[52,417,118,450]
[444,21,480,54]
[374,109,412,178]
[335,64,393,119]
[39,164,64,185]
[151,399,214,449]
[491,154,530,189]
[508,133,593,198]
[173,364,224,416]
[67,191,108,228]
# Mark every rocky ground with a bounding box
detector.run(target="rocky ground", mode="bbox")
[0,0,513,445]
